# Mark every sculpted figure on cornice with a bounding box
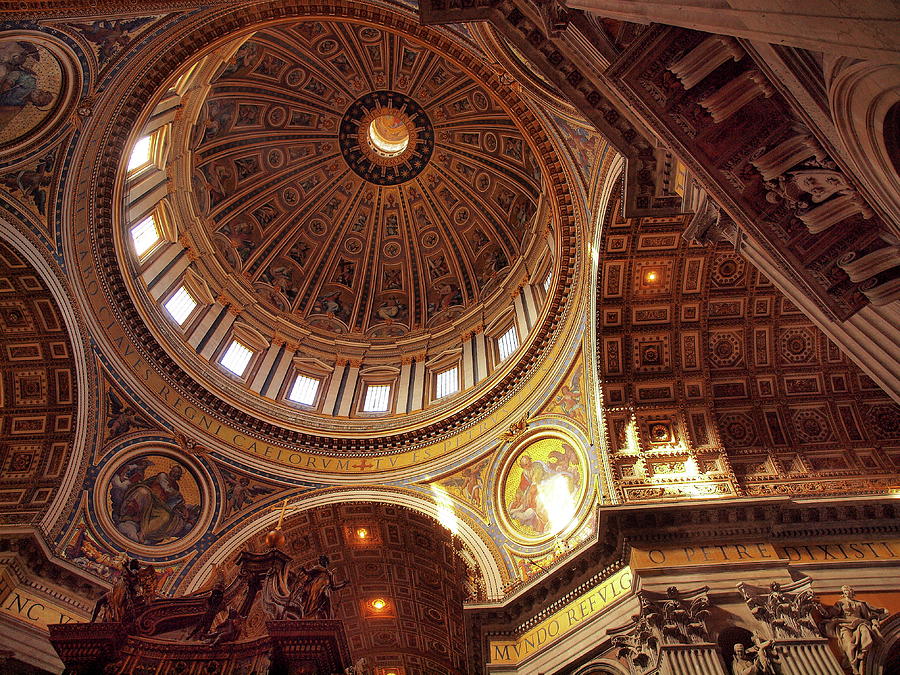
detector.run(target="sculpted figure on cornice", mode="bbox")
[822,585,888,675]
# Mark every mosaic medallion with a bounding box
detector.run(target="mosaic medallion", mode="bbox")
[99,450,207,552]
[498,433,589,544]
[0,34,79,156]
[339,90,434,185]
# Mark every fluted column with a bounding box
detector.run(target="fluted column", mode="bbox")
[737,578,845,675]
[773,640,843,675]
[609,585,724,675]
[659,643,727,675]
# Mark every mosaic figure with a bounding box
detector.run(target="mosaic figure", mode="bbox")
[0,40,59,144]
[67,18,152,62]
[502,437,584,538]
[108,455,201,546]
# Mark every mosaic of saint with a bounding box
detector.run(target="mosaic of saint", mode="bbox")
[107,454,202,546]
[0,40,62,146]
[501,437,585,540]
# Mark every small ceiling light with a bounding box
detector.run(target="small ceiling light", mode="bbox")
[371,598,387,611]
[356,527,369,540]
[645,270,659,283]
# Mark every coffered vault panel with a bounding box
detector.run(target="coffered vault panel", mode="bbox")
[597,179,900,502]
[0,240,78,525]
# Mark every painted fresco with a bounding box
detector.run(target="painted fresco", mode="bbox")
[500,437,585,540]
[107,454,202,546]
[433,456,489,514]
[0,40,63,146]
[540,349,587,427]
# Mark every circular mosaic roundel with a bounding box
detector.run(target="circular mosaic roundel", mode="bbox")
[101,451,205,550]
[339,90,434,185]
[499,434,588,544]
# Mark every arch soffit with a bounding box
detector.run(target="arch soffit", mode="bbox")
[0,217,95,539]
[179,486,507,601]
[826,56,900,231]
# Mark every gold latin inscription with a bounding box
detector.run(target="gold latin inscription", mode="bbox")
[632,540,900,569]
[76,232,569,473]
[0,589,84,631]
[489,567,633,665]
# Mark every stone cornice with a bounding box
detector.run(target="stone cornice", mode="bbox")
[465,496,900,669]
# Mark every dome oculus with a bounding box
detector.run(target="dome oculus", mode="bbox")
[368,112,410,157]
[340,91,433,185]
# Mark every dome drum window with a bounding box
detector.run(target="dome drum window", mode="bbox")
[362,384,391,413]
[435,366,460,400]
[355,366,399,415]
[130,216,161,259]
[219,340,254,378]
[127,135,152,172]
[164,286,198,326]
[496,325,520,362]
[288,374,321,407]
[282,358,335,410]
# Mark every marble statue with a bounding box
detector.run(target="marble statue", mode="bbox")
[823,585,888,675]
[731,643,762,675]
[90,556,157,622]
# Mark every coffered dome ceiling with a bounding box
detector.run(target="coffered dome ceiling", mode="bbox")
[102,10,579,449]
[188,22,543,339]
